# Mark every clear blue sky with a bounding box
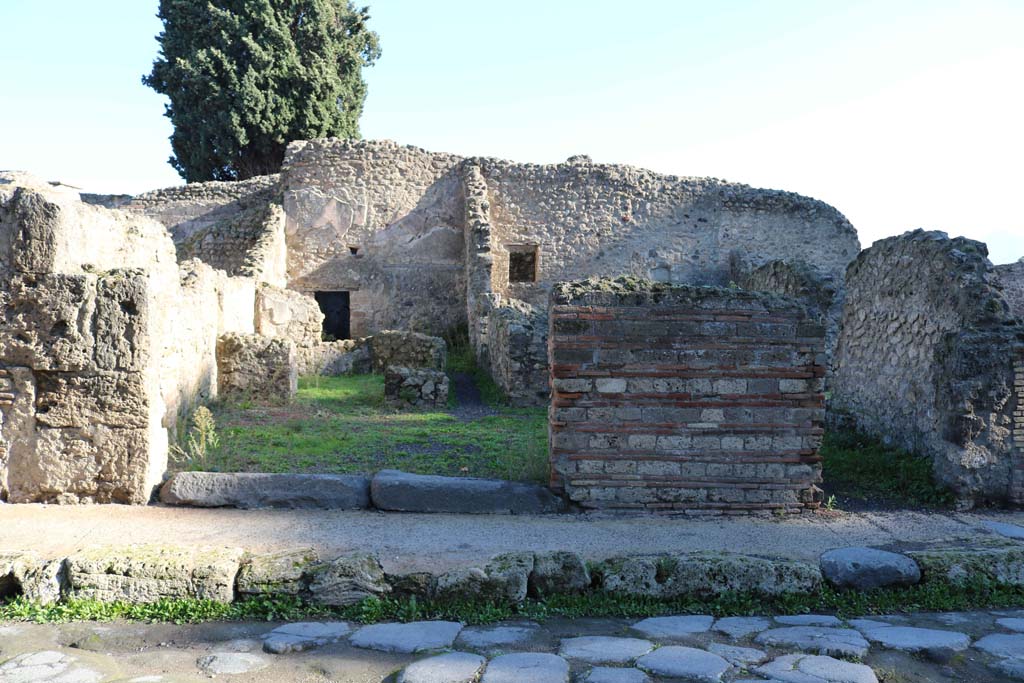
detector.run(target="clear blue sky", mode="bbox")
[1,0,1021,263]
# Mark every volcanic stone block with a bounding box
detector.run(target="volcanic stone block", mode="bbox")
[819,546,921,590]
[370,469,565,515]
[0,273,97,371]
[66,545,244,603]
[236,548,320,596]
[160,471,371,509]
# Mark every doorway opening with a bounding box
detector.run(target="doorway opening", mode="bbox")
[314,291,351,340]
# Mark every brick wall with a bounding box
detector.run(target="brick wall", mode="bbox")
[1013,352,1024,503]
[548,279,827,513]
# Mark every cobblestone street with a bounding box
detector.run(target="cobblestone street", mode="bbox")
[5,609,1024,682]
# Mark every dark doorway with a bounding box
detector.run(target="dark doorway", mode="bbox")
[314,291,351,340]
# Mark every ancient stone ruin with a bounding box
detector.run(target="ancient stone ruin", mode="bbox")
[1,138,1021,509]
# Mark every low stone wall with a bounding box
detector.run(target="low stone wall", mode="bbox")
[831,230,1024,506]
[384,366,449,409]
[485,298,549,406]
[295,339,371,376]
[548,278,826,513]
[369,330,446,373]
[216,334,297,402]
[255,284,323,347]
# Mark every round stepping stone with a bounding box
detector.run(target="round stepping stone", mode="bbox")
[481,652,569,683]
[636,646,730,682]
[263,621,352,654]
[349,621,463,653]
[712,616,771,639]
[999,618,1024,633]
[775,615,842,627]
[558,636,654,664]
[397,652,487,683]
[819,547,920,590]
[861,626,970,655]
[755,627,870,658]
[197,652,268,675]
[981,520,1024,540]
[582,667,650,683]
[631,615,714,638]
[456,623,541,649]
[756,653,878,683]
[975,633,1024,658]
[706,642,767,666]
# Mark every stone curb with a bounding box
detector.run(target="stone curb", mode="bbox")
[160,471,371,509]
[159,469,568,514]
[370,470,567,515]
[1,542,1022,608]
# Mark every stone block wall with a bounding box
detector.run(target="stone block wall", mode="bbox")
[216,334,297,402]
[832,230,1024,505]
[384,366,449,409]
[548,278,826,513]
[0,173,261,504]
[368,330,446,373]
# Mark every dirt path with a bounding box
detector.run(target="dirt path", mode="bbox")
[448,371,498,420]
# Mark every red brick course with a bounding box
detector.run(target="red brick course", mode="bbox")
[548,282,827,513]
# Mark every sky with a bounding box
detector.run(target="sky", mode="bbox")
[0,0,1021,264]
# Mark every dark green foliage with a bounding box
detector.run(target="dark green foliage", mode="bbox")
[3,576,1023,624]
[821,430,956,509]
[143,0,380,181]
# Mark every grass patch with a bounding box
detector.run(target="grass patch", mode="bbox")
[191,374,548,482]
[3,577,1023,625]
[821,429,956,509]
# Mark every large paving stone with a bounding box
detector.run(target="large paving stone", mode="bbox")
[975,633,1024,658]
[160,471,371,509]
[706,642,767,666]
[0,650,102,683]
[636,646,730,682]
[237,548,319,596]
[999,618,1024,633]
[397,652,486,683]
[307,555,390,606]
[981,520,1024,540]
[995,657,1024,681]
[631,615,714,638]
[861,626,970,656]
[755,627,870,658]
[197,652,268,675]
[456,622,542,650]
[582,668,650,683]
[755,653,878,683]
[713,616,771,639]
[601,553,821,598]
[558,636,654,664]
[370,470,565,515]
[819,547,921,590]
[775,615,842,627]
[349,621,463,653]
[262,621,352,654]
[65,545,243,603]
[481,653,569,683]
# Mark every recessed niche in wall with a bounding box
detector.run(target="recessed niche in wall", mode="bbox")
[508,244,539,283]
[650,265,671,283]
[348,245,361,256]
